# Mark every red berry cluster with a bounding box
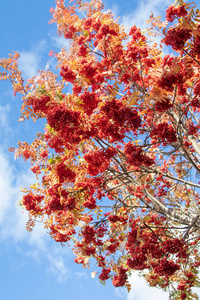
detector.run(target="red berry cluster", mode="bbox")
[60,65,76,83]
[162,238,184,254]
[99,268,111,281]
[165,4,187,22]
[23,193,44,213]
[101,98,141,130]
[56,162,76,183]
[84,148,116,176]
[47,104,80,131]
[127,253,147,270]
[194,81,200,96]
[153,258,180,276]
[30,95,51,114]
[82,225,96,244]
[155,98,172,112]
[163,27,192,51]
[83,196,96,209]
[64,25,76,39]
[150,122,177,145]
[124,142,154,167]
[80,90,99,116]
[112,267,128,287]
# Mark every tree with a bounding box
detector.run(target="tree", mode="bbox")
[1,0,200,298]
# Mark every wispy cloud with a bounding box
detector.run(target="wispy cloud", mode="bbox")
[47,253,69,282]
[49,32,70,50]
[18,39,47,78]
[127,272,168,300]
[0,147,73,284]
[112,0,171,30]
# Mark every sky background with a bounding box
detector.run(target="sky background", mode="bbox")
[0,0,200,299]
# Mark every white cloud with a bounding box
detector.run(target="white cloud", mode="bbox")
[0,151,16,223]
[120,0,172,30]
[49,32,70,49]
[47,253,69,282]
[127,272,168,300]
[75,272,88,278]
[115,286,128,298]
[0,148,71,282]
[18,39,47,78]
[19,51,39,78]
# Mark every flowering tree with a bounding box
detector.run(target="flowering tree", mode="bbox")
[1,0,200,298]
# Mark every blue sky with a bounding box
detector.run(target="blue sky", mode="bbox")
[1,0,200,299]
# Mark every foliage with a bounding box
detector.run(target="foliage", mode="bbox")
[1,0,200,298]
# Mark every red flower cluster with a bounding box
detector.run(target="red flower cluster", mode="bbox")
[164,27,192,51]
[165,4,187,22]
[60,65,76,83]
